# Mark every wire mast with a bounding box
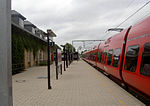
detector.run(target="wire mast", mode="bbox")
[72,40,104,52]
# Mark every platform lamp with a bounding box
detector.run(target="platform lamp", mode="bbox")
[46,29,57,89]
[61,45,66,71]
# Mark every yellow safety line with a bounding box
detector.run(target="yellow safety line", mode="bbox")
[128,93,132,97]
[118,98,126,106]
[90,69,127,106]
[104,83,107,87]
[109,89,113,93]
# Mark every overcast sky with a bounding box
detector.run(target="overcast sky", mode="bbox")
[12,0,150,50]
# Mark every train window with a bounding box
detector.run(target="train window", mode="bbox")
[97,52,100,62]
[94,53,97,61]
[99,52,103,62]
[107,49,113,65]
[92,53,95,61]
[104,50,107,64]
[103,51,105,63]
[102,52,104,63]
[90,54,91,60]
[140,43,150,77]
[112,48,121,67]
[124,45,139,72]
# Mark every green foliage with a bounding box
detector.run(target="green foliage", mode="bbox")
[12,25,47,74]
[65,43,76,52]
[12,34,24,74]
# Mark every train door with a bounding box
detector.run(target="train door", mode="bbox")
[122,44,140,86]
[122,39,150,98]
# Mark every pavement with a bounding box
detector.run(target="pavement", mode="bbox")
[12,60,145,106]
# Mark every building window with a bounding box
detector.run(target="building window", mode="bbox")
[140,43,150,77]
[124,45,139,72]
[32,27,35,34]
[112,48,121,67]
[19,18,24,28]
[107,49,113,65]
[40,34,43,38]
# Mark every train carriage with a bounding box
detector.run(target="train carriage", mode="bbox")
[122,16,150,98]
[82,16,150,100]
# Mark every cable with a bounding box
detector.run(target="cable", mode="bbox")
[135,11,150,23]
[105,0,137,33]
[126,0,136,9]
[103,0,149,41]
[116,0,150,28]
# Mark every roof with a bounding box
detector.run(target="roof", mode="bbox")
[11,10,26,20]
[12,21,47,43]
[24,21,36,28]
[35,28,47,37]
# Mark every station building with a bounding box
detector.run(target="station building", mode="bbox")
[11,10,56,74]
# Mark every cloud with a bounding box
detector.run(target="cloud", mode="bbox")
[12,0,150,49]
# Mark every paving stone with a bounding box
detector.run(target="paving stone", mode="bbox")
[13,60,145,106]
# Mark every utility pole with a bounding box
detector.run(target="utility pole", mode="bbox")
[0,0,13,105]
[72,39,104,52]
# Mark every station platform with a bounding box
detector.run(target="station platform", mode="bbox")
[12,60,145,106]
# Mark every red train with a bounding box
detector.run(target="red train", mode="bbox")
[82,16,150,101]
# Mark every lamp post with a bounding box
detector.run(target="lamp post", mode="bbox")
[47,32,52,89]
[66,48,68,68]
[61,45,66,71]
[46,29,57,89]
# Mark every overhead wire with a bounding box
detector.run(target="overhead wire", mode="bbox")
[103,0,137,40]
[83,1,150,50]
[126,0,137,9]
[135,10,150,23]
[116,0,150,28]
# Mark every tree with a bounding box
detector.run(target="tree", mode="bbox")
[65,43,76,52]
